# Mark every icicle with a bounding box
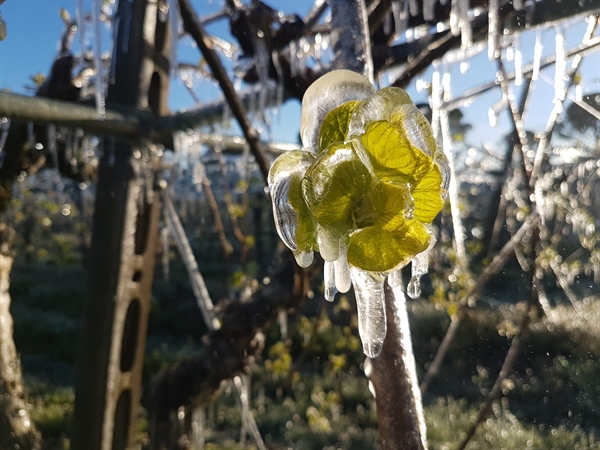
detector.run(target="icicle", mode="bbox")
[391,0,409,40]
[167,0,179,77]
[92,0,106,118]
[554,26,566,102]
[278,309,288,339]
[0,118,10,169]
[575,81,583,102]
[334,239,352,293]
[532,30,543,81]
[324,261,336,301]
[460,61,470,74]
[513,0,523,10]
[161,222,170,280]
[271,50,285,116]
[408,0,420,17]
[316,226,340,261]
[289,40,298,77]
[423,0,436,22]
[350,267,387,358]
[450,0,460,36]
[488,0,499,60]
[513,35,523,86]
[254,37,270,122]
[488,96,507,127]
[47,125,59,169]
[437,69,470,276]
[407,230,436,299]
[459,0,472,51]
[191,408,205,450]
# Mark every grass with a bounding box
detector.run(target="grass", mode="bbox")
[8,256,600,449]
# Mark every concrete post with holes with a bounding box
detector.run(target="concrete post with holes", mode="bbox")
[71,0,172,448]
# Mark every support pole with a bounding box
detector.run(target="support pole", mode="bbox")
[71,0,171,449]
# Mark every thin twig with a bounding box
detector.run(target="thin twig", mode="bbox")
[455,299,533,450]
[420,214,538,394]
[177,0,271,185]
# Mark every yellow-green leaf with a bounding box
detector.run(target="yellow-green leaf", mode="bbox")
[412,164,445,223]
[318,101,359,152]
[360,120,432,184]
[353,182,412,231]
[302,143,372,231]
[347,219,431,272]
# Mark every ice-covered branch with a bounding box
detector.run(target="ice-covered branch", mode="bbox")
[177,0,271,185]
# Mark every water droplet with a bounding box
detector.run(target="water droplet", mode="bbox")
[407,276,421,299]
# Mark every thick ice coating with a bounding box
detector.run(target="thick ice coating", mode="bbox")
[268,70,449,357]
[300,70,376,151]
[350,268,387,358]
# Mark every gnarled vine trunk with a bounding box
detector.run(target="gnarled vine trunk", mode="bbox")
[0,224,41,449]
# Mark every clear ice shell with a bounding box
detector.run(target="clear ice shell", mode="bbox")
[317,226,340,262]
[300,70,376,151]
[294,250,314,268]
[268,151,316,254]
[347,87,414,138]
[388,269,403,287]
[350,267,387,358]
[434,146,451,197]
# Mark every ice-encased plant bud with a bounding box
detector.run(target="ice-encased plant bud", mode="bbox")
[300,69,376,151]
[268,70,449,357]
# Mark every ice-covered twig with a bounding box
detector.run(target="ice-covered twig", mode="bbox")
[177,0,270,185]
[530,16,598,187]
[163,191,220,331]
[368,282,427,450]
[330,0,374,83]
[233,375,267,450]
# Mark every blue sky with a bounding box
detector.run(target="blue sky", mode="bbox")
[0,1,598,149]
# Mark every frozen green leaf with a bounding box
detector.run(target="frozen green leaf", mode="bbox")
[359,120,432,184]
[354,182,412,231]
[347,220,431,272]
[318,101,359,153]
[302,143,372,231]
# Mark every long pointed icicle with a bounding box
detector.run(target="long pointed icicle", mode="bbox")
[350,267,387,358]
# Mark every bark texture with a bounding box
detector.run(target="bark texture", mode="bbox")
[0,224,41,450]
[369,283,427,450]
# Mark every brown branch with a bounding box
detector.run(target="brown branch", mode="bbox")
[370,284,427,450]
[142,256,314,420]
[177,0,271,185]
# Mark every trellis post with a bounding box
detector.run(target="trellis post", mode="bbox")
[71,0,171,448]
